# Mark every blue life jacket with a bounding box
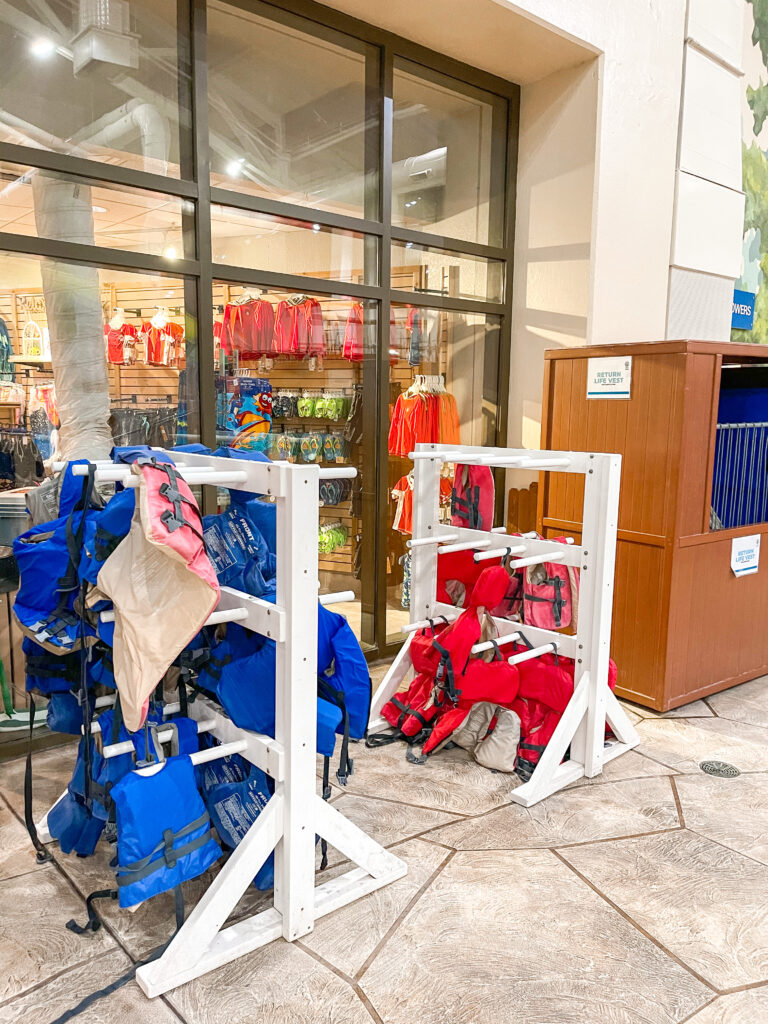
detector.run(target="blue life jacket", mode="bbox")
[197,605,370,771]
[46,692,96,735]
[70,708,199,821]
[196,621,341,755]
[26,639,112,733]
[242,498,276,553]
[173,444,212,456]
[48,790,105,856]
[112,754,222,907]
[197,754,275,890]
[23,637,80,694]
[202,506,275,598]
[317,606,372,742]
[13,512,97,653]
[57,461,105,518]
[79,488,135,587]
[111,446,176,466]
[88,644,116,689]
[14,468,100,653]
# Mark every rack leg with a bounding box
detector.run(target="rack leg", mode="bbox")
[368,634,414,731]
[136,794,283,998]
[36,788,68,844]
[509,683,589,807]
[273,467,321,942]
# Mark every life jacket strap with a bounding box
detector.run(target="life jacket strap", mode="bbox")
[525,576,567,627]
[116,811,214,886]
[451,483,483,529]
[318,676,353,785]
[139,458,206,541]
[203,653,232,683]
[319,756,331,871]
[432,640,461,705]
[66,889,118,935]
[23,697,52,864]
[25,655,80,682]
[94,527,126,563]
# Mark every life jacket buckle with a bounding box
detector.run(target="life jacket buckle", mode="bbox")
[163,827,179,868]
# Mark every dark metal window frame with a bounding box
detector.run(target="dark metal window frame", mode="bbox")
[0,0,519,659]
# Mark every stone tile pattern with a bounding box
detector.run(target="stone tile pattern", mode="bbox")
[0,678,767,1022]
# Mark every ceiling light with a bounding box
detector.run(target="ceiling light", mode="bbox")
[312,223,321,233]
[163,246,178,259]
[92,205,106,214]
[30,37,56,58]
[226,158,244,177]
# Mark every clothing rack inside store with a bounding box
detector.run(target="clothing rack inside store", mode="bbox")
[111,394,176,405]
[370,441,640,807]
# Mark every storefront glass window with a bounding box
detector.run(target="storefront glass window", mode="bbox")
[0,0,189,177]
[0,251,198,471]
[0,162,194,258]
[207,1,378,218]
[391,239,504,302]
[211,205,378,285]
[392,60,507,247]
[0,0,515,659]
[212,279,377,649]
[385,306,502,639]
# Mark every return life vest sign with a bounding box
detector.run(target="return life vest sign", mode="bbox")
[731,534,760,577]
[586,356,632,399]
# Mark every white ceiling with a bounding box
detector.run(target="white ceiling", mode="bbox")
[315,0,596,85]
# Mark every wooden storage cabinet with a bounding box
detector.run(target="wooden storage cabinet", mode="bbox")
[540,340,768,711]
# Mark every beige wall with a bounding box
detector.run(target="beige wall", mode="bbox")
[508,59,598,449]
[326,0,694,450]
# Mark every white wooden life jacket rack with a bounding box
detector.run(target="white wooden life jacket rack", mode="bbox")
[368,443,640,807]
[38,449,407,998]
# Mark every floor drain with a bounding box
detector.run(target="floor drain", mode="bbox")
[699,760,740,778]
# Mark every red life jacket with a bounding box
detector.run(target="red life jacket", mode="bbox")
[380,620,448,738]
[522,537,579,629]
[421,647,520,754]
[436,550,493,608]
[375,567,519,754]
[512,648,617,780]
[451,464,494,531]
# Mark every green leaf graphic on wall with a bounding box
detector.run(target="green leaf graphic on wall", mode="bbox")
[738,0,768,341]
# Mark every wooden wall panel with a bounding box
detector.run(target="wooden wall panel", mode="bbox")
[610,541,668,706]
[666,531,768,704]
[507,484,538,533]
[542,352,683,541]
[542,524,667,705]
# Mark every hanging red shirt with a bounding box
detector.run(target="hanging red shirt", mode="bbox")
[273,298,325,358]
[103,323,138,365]
[141,320,184,366]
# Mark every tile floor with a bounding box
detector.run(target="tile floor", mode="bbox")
[2,672,768,1022]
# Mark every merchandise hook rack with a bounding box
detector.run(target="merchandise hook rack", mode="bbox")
[37,448,407,998]
[368,442,640,807]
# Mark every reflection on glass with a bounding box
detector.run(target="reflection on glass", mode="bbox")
[386,306,501,639]
[392,60,507,246]
[391,239,504,302]
[0,163,193,258]
[0,251,198,466]
[211,279,377,648]
[207,1,377,217]
[0,0,187,176]
[211,205,378,285]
